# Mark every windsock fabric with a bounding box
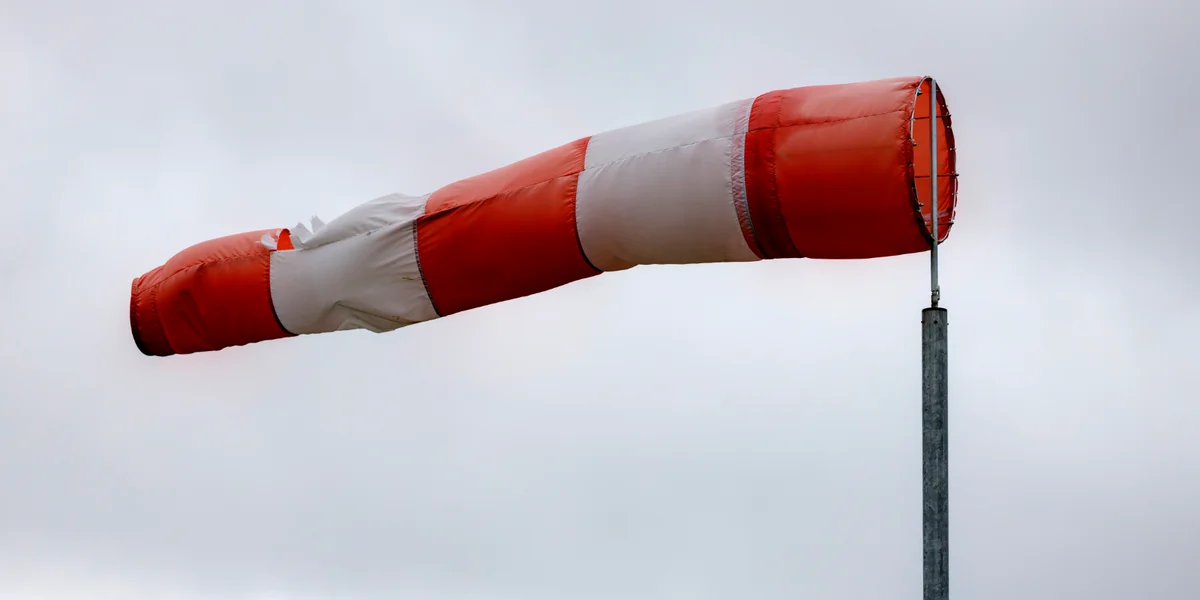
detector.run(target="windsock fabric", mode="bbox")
[130,76,957,357]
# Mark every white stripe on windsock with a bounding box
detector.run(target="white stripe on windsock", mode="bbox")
[270,193,439,334]
[575,98,761,271]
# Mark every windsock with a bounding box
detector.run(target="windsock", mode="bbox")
[129,76,957,357]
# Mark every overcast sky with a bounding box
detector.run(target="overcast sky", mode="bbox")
[1,0,1198,598]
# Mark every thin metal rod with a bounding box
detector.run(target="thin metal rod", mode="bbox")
[922,307,949,600]
[929,79,940,308]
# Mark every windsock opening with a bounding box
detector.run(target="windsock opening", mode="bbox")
[910,77,958,246]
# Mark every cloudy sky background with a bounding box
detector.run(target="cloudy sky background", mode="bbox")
[2,0,1197,598]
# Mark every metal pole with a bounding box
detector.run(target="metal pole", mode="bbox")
[922,306,948,600]
[922,78,949,600]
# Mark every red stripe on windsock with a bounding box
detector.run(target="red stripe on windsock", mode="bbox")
[744,90,801,260]
[416,138,600,316]
[751,77,937,259]
[129,229,293,356]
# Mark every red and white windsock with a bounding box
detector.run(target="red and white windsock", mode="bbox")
[129,76,958,357]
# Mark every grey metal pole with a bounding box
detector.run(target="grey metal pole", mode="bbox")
[922,306,948,600]
[922,78,949,600]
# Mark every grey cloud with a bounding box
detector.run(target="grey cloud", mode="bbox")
[1,0,1198,598]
